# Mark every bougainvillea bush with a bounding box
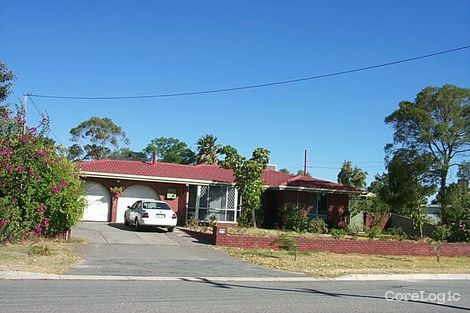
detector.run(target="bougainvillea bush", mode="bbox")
[0,109,85,241]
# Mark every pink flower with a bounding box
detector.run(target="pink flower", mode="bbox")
[60,179,70,187]
[3,161,13,173]
[37,204,45,214]
[51,185,61,193]
[0,219,6,227]
[34,225,43,235]
[35,175,42,181]
[20,135,27,143]
[35,149,48,157]
[29,127,37,134]
[28,169,35,175]
[17,166,26,173]
[42,217,49,227]
[0,149,14,157]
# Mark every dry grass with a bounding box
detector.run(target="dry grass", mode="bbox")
[0,239,80,274]
[222,247,470,277]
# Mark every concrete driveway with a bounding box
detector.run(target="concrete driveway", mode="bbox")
[66,222,302,277]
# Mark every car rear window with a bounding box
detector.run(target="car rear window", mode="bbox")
[142,202,171,210]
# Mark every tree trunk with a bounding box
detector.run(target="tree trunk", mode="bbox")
[252,208,257,228]
[419,222,423,239]
[439,164,449,224]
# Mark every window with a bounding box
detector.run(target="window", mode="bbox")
[209,186,226,209]
[306,193,328,219]
[166,188,177,199]
[318,193,328,216]
[132,201,142,209]
[143,202,171,210]
[187,185,237,222]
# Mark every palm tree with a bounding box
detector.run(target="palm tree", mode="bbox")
[196,134,220,165]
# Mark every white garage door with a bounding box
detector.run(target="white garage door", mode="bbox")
[82,182,110,221]
[117,185,159,223]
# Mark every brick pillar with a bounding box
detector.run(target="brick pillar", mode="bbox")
[110,193,120,223]
[214,223,234,246]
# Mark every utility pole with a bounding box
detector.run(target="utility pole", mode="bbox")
[303,149,308,176]
[22,94,28,135]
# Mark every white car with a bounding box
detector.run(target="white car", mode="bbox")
[124,200,177,232]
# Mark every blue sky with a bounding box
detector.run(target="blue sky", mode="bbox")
[1,1,470,184]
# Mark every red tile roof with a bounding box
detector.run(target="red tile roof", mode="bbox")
[79,159,360,192]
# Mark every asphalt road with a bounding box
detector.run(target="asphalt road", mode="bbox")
[0,280,469,313]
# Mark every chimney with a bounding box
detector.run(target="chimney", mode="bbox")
[266,164,277,171]
[151,152,156,165]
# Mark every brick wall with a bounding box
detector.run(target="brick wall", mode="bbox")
[212,225,470,256]
[327,193,349,228]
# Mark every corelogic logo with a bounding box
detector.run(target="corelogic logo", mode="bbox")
[385,290,461,305]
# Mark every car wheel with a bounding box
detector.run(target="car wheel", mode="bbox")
[124,215,129,226]
[134,218,140,231]
[167,227,174,233]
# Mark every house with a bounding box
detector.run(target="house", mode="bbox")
[79,159,363,227]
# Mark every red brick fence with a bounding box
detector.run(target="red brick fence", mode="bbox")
[182,225,470,257]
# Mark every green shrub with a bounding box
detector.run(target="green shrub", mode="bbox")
[385,227,406,240]
[0,109,85,241]
[433,225,450,242]
[330,228,347,239]
[432,225,451,263]
[367,226,382,240]
[271,234,298,260]
[185,217,198,229]
[280,206,308,232]
[307,217,329,234]
[348,226,361,239]
[28,243,51,256]
[209,214,218,227]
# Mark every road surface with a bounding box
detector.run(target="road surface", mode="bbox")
[0,280,469,313]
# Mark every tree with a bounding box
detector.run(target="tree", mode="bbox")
[349,174,391,215]
[295,169,312,177]
[444,183,470,242]
[279,168,291,175]
[144,137,196,164]
[1,108,85,241]
[383,149,436,215]
[337,160,368,188]
[432,225,450,262]
[67,144,84,161]
[385,85,470,207]
[410,206,428,239]
[219,146,270,227]
[69,117,129,160]
[196,134,220,165]
[0,61,15,103]
[457,161,470,181]
[109,148,147,161]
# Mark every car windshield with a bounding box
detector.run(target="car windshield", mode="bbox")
[142,202,171,210]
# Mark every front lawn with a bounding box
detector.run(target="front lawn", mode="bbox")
[221,247,470,277]
[0,239,80,274]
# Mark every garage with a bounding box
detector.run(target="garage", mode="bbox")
[82,181,110,221]
[116,185,159,223]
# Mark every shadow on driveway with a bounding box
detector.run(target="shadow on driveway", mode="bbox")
[107,222,168,233]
